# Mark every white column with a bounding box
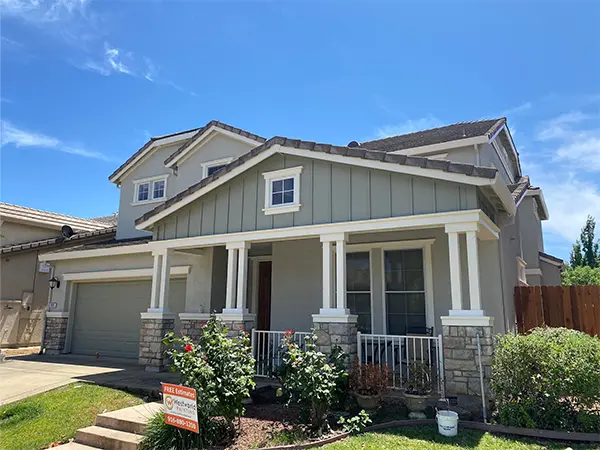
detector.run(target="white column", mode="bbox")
[157,249,172,311]
[149,253,162,309]
[466,230,482,311]
[322,240,332,309]
[236,243,250,311]
[335,238,347,310]
[225,247,238,310]
[447,231,463,311]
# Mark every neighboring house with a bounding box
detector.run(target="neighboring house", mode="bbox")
[39,118,562,398]
[0,203,116,347]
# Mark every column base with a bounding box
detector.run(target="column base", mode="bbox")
[442,324,494,398]
[179,313,212,341]
[218,311,256,337]
[441,315,493,326]
[312,318,358,365]
[139,313,176,371]
[312,309,358,323]
[44,314,69,355]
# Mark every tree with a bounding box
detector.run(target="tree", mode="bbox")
[562,265,600,286]
[569,215,600,268]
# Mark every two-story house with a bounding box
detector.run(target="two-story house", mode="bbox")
[39,118,562,398]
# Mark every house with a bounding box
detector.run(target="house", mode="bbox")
[38,118,563,397]
[0,203,116,348]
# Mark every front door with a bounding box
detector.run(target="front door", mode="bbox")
[256,261,272,330]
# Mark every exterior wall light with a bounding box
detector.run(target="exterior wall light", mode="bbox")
[49,277,61,290]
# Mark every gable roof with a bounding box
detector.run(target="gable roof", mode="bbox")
[0,202,115,232]
[135,135,499,229]
[1,226,116,255]
[361,118,506,152]
[508,175,530,203]
[164,120,266,167]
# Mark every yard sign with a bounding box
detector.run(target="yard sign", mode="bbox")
[162,383,199,433]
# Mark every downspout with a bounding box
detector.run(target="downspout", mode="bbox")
[39,263,54,355]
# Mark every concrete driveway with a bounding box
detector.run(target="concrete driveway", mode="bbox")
[0,354,178,406]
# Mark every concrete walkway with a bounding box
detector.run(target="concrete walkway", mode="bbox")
[0,354,178,406]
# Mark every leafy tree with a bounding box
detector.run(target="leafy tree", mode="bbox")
[569,215,600,268]
[562,265,600,286]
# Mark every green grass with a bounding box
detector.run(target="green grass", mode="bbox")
[0,383,143,450]
[323,425,600,450]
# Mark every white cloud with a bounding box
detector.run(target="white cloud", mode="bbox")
[375,115,442,139]
[0,119,114,161]
[501,101,532,116]
[0,0,89,24]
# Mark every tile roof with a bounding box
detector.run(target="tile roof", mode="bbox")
[1,227,116,255]
[508,175,530,202]
[89,214,118,227]
[163,120,266,166]
[46,235,151,254]
[136,135,498,226]
[360,118,506,153]
[0,202,115,232]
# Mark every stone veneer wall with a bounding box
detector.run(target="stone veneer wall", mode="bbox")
[180,319,209,341]
[139,317,175,371]
[44,316,68,355]
[222,320,255,338]
[313,321,358,364]
[443,325,494,397]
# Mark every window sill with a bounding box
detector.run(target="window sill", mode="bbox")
[131,198,166,207]
[262,204,301,215]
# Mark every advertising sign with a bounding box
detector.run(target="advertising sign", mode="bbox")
[162,383,199,433]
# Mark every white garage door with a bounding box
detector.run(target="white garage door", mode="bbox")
[72,279,186,359]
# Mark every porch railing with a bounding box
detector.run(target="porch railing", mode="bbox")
[357,332,445,396]
[251,329,311,377]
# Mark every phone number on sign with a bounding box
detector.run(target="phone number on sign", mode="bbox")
[165,415,198,432]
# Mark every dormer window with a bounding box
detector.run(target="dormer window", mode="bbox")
[133,175,168,205]
[262,166,302,215]
[201,157,234,179]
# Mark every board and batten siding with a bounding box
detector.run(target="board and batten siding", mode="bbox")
[153,154,479,240]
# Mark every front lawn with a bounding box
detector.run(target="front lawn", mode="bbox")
[323,425,600,450]
[0,383,143,450]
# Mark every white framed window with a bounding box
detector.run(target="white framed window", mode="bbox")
[262,166,302,215]
[201,157,234,179]
[132,175,168,205]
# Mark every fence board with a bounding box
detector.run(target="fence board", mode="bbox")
[514,285,599,337]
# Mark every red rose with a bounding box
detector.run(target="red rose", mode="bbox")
[184,345,193,353]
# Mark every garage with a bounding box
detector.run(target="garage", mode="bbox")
[71,279,186,359]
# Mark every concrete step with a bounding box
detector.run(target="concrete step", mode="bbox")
[48,443,100,449]
[96,402,163,434]
[76,425,143,450]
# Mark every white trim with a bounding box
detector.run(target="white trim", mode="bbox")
[135,143,505,230]
[39,242,151,261]
[201,157,235,179]
[147,210,499,253]
[539,254,563,268]
[217,312,256,322]
[61,265,189,282]
[491,138,516,184]
[388,136,489,156]
[525,189,549,220]
[262,166,303,215]
[517,256,528,285]
[141,312,177,320]
[46,311,69,318]
[312,313,358,323]
[132,174,168,205]
[441,315,494,327]
[346,238,436,252]
[110,130,198,184]
[525,268,543,277]
[165,126,260,169]
[179,313,211,321]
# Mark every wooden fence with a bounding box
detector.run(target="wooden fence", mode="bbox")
[514,285,600,337]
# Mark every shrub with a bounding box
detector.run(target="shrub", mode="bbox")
[338,410,372,434]
[278,331,347,435]
[562,265,600,285]
[491,327,600,432]
[141,315,255,449]
[349,362,389,396]
[405,361,433,396]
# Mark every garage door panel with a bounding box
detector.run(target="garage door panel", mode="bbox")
[72,279,186,359]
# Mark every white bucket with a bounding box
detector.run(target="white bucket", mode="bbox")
[436,410,459,437]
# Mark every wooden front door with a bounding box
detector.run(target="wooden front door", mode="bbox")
[256,261,272,330]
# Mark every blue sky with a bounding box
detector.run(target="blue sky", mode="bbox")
[1,0,599,260]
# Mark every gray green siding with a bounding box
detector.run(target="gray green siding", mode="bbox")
[154,154,479,239]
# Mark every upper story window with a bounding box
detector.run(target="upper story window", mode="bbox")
[133,175,168,205]
[262,166,302,215]
[201,157,234,179]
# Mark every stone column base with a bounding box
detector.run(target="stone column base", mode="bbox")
[312,318,358,364]
[442,324,494,397]
[44,315,68,355]
[139,313,176,372]
[179,313,211,341]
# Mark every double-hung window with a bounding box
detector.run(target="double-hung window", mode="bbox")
[262,166,302,215]
[133,175,168,205]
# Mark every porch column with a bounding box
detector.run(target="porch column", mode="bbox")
[149,253,162,309]
[321,240,333,310]
[465,230,482,311]
[335,238,347,310]
[220,242,255,336]
[446,231,463,312]
[157,249,172,311]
